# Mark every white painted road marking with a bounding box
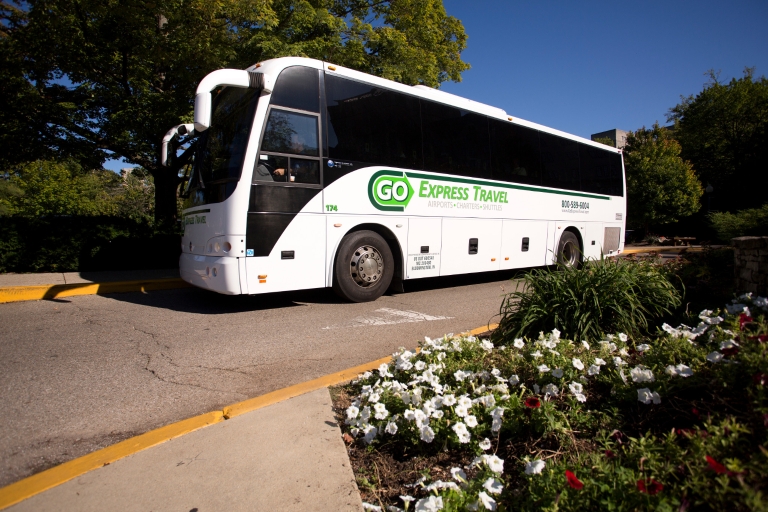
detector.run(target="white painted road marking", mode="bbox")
[322,308,453,329]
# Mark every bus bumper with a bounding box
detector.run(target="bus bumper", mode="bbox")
[179,253,242,295]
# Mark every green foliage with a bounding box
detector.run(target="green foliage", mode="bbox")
[5,160,117,217]
[624,123,702,229]
[0,216,179,273]
[494,258,683,343]
[708,204,768,242]
[0,178,24,216]
[1,0,470,225]
[668,68,768,212]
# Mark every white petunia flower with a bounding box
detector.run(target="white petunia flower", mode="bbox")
[452,422,471,443]
[420,425,435,443]
[618,333,628,342]
[451,467,467,482]
[508,374,520,386]
[665,364,694,378]
[594,358,607,366]
[478,491,497,511]
[374,403,389,419]
[379,364,394,378]
[630,365,655,383]
[401,495,416,503]
[483,477,503,495]
[637,388,661,405]
[415,495,443,512]
[574,393,587,402]
[465,415,479,428]
[581,340,590,350]
[587,364,601,376]
[414,360,426,371]
[572,358,584,370]
[455,405,468,417]
[362,503,382,511]
[542,383,558,397]
[568,381,583,394]
[442,394,457,406]
[538,364,550,373]
[613,357,626,367]
[636,344,650,352]
[551,368,564,378]
[524,459,545,475]
[368,392,381,403]
[513,338,525,349]
[479,438,492,450]
[707,351,723,363]
[363,425,378,444]
[346,405,360,420]
[385,421,398,435]
[531,350,543,359]
[484,454,505,474]
[720,339,739,350]
[481,339,494,351]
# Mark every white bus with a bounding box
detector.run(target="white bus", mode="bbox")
[162,57,626,302]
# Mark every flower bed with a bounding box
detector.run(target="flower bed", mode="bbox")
[332,294,768,511]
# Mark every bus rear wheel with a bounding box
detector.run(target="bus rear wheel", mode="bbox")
[557,231,581,269]
[333,230,394,302]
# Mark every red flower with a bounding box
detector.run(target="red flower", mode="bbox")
[754,373,768,386]
[691,407,701,418]
[721,346,740,357]
[525,397,541,408]
[604,449,616,459]
[675,428,695,437]
[739,313,753,330]
[637,478,663,495]
[565,470,584,490]
[706,455,727,474]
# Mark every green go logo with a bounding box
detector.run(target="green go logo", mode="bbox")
[369,171,414,211]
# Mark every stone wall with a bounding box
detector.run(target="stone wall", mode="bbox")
[733,236,768,295]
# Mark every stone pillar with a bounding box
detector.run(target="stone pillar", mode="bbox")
[732,236,768,295]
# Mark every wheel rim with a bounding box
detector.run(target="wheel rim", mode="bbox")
[561,240,578,267]
[349,245,384,288]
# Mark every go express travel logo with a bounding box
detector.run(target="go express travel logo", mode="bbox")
[368,170,415,212]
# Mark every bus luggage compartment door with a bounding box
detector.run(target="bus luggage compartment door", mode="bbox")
[440,218,502,276]
[406,218,441,279]
[499,220,548,269]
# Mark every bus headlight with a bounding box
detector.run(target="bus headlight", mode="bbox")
[222,242,232,253]
[214,242,221,253]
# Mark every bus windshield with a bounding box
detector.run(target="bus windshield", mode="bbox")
[186,86,260,206]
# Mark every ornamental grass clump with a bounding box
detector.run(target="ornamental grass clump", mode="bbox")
[336,293,768,511]
[494,256,682,343]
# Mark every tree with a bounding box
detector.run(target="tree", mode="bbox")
[5,160,118,217]
[623,124,702,231]
[1,0,470,229]
[667,68,768,213]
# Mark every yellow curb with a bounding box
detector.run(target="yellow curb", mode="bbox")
[0,411,223,511]
[0,322,499,510]
[0,278,191,304]
[621,246,724,255]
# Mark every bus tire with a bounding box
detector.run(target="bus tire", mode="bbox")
[557,231,581,269]
[333,230,395,302]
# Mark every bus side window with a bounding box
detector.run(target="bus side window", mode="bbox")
[489,119,541,185]
[539,132,581,192]
[579,145,623,196]
[261,109,319,157]
[270,66,320,113]
[421,101,490,178]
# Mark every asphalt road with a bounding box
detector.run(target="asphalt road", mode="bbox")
[0,271,522,488]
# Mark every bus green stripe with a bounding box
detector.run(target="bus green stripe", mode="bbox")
[183,209,211,216]
[404,172,612,200]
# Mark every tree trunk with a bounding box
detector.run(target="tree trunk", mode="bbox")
[152,167,181,232]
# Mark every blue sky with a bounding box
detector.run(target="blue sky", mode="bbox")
[106,0,768,171]
[439,0,768,139]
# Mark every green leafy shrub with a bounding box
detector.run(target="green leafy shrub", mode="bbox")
[493,258,682,343]
[708,204,768,242]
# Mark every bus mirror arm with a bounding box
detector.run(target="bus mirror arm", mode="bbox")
[193,69,274,132]
[161,123,195,167]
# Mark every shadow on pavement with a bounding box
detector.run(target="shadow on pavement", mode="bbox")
[101,268,532,314]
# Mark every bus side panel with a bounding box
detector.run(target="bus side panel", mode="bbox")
[583,222,604,260]
[245,213,326,294]
[499,220,548,270]
[440,218,502,276]
[406,217,442,279]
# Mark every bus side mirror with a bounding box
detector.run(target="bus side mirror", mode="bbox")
[193,69,274,132]
[161,123,195,167]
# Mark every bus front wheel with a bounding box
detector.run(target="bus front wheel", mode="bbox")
[333,230,395,302]
[557,231,581,269]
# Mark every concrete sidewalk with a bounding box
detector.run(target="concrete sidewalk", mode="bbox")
[0,268,180,287]
[2,388,363,511]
